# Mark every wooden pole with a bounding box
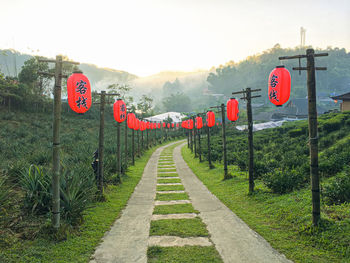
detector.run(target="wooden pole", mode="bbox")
[132,129,135,165]
[146,127,149,149]
[137,130,140,157]
[307,49,320,225]
[187,130,190,148]
[207,125,213,169]
[141,130,144,151]
[246,88,255,194]
[221,103,230,179]
[98,91,106,194]
[117,122,121,182]
[190,127,193,152]
[198,128,202,162]
[193,117,197,157]
[52,55,63,229]
[124,116,128,174]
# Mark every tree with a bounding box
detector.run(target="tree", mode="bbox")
[137,95,153,117]
[107,83,133,105]
[18,56,51,96]
[163,92,192,112]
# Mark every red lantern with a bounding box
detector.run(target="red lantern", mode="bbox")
[113,99,126,123]
[206,111,215,127]
[172,123,174,128]
[167,123,170,128]
[227,98,239,121]
[163,122,166,128]
[268,65,291,106]
[157,123,161,129]
[134,118,140,130]
[216,122,219,126]
[176,123,179,128]
[188,119,194,129]
[67,71,92,113]
[195,116,203,129]
[127,113,135,129]
[141,121,146,131]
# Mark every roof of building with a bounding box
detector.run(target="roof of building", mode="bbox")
[331,92,350,100]
[144,112,187,122]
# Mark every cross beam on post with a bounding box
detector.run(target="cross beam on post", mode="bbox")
[94,92,119,196]
[279,49,328,226]
[38,56,79,230]
[232,88,261,194]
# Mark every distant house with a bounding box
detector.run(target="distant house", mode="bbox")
[331,92,350,112]
[272,98,326,120]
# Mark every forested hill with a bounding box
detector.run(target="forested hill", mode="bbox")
[0,49,137,88]
[207,45,350,103]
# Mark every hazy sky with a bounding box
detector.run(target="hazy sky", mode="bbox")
[1,0,349,76]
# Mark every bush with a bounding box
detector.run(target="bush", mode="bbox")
[20,165,51,214]
[323,170,350,205]
[263,168,308,194]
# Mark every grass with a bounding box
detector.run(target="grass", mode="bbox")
[147,246,223,263]
[149,218,208,237]
[156,193,189,201]
[153,204,198,215]
[157,178,181,183]
[158,168,177,172]
[0,143,169,263]
[182,145,350,263]
[157,185,185,191]
[158,173,179,177]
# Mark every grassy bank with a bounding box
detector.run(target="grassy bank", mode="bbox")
[182,145,350,263]
[0,142,169,263]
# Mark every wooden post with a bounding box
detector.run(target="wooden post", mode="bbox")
[52,55,63,229]
[207,125,213,169]
[193,116,197,157]
[117,122,121,182]
[279,49,327,225]
[146,127,149,149]
[198,128,202,162]
[137,130,140,157]
[190,127,193,152]
[221,103,230,179]
[98,91,106,194]
[141,130,144,151]
[307,49,320,225]
[132,129,135,165]
[187,130,190,148]
[124,116,128,174]
[38,56,79,229]
[155,123,157,145]
[246,88,254,193]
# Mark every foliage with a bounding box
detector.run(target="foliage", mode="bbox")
[162,92,192,112]
[323,168,350,205]
[0,175,12,215]
[20,165,51,214]
[137,94,154,117]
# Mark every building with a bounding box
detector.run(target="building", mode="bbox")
[331,92,350,112]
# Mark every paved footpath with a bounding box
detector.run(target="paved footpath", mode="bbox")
[90,141,292,263]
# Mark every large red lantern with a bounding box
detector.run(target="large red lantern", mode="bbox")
[67,71,92,113]
[268,65,291,106]
[141,121,146,131]
[167,123,170,128]
[163,122,166,128]
[113,99,126,123]
[195,116,203,129]
[207,111,215,127]
[176,123,179,128]
[127,113,135,129]
[227,98,239,121]
[172,123,174,128]
[157,123,160,129]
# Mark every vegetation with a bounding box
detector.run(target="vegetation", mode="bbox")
[182,126,350,262]
[152,204,198,215]
[155,193,189,201]
[0,142,164,263]
[157,185,185,191]
[147,246,223,263]
[150,218,209,237]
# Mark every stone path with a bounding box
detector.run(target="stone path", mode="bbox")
[90,141,292,263]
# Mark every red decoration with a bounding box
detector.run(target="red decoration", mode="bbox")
[113,99,126,123]
[127,113,135,129]
[206,111,215,127]
[268,65,291,106]
[141,121,146,131]
[195,116,203,129]
[172,123,174,128]
[167,123,170,128]
[176,123,179,128]
[158,123,161,129]
[227,98,239,121]
[163,122,166,128]
[67,72,92,113]
[134,118,140,130]
[188,119,194,129]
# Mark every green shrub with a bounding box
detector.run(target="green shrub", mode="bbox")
[288,128,304,137]
[323,169,350,205]
[20,165,51,214]
[263,168,308,194]
[60,169,96,226]
[0,175,11,214]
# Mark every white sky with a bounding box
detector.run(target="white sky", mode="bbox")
[0,0,349,76]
